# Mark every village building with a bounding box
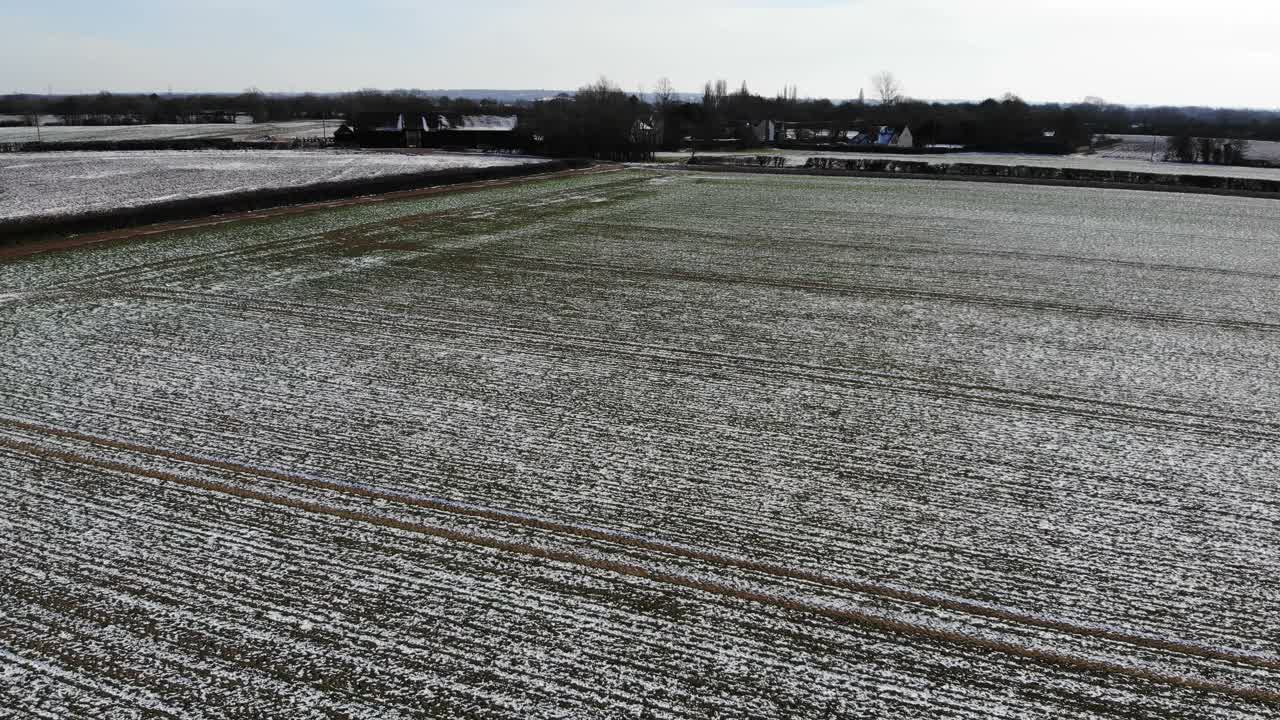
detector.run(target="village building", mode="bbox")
[752,119,776,144]
[353,112,408,148]
[877,125,914,148]
[350,112,525,150]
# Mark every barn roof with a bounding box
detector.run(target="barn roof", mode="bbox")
[355,112,405,132]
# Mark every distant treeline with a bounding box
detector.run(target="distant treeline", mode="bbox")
[4,82,1279,157]
[0,89,525,126]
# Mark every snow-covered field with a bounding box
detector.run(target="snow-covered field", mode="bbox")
[1092,134,1280,166]
[3,170,1279,717]
[0,120,336,145]
[0,150,540,220]
[659,144,1280,181]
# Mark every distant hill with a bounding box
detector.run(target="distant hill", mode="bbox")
[407,89,706,103]
[415,89,569,102]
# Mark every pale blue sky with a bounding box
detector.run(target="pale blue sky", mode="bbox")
[4,0,1279,108]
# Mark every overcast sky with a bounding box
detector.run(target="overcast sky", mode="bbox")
[4,0,1278,108]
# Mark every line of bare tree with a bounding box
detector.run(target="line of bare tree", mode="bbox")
[0,89,526,127]
[4,76,1278,162]
[1164,134,1251,165]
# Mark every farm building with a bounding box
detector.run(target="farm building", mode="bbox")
[752,119,777,144]
[354,112,409,148]
[333,123,356,145]
[352,112,527,151]
[877,125,914,148]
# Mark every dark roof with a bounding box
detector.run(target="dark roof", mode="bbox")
[355,112,405,131]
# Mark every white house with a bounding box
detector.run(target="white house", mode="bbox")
[752,119,776,144]
[877,125,914,148]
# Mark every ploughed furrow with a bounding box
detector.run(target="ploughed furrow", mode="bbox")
[6,353,1273,545]
[153,283,1280,425]
[6,423,1276,695]
[6,169,1280,717]
[564,215,1280,282]
[5,283,1274,625]
[126,288,1280,441]
[8,378,1275,653]
[2,553,621,719]
[43,234,336,293]
[468,251,1280,333]
[0,167,635,293]
[9,453,1247,719]
[4,460,760,718]
[4,419,1280,700]
[62,288,1280,525]
[82,288,1280,468]
[0,646,182,720]
[4,473,596,714]
[8,457,965,715]
[57,310,1280,476]
[0,641,186,720]
[5,302,1274,655]
[0,657,74,720]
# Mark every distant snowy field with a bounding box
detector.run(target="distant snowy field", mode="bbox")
[0,150,539,220]
[1092,134,1280,165]
[658,143,1280,182]
[0,120,336,144]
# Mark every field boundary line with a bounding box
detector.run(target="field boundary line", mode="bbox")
[671,163,1280,201]
[2,414,1278,677]
[563,216,1280,269]
[0,163,622,260]
[3,433,1279,706]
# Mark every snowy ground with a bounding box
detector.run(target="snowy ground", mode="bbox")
[1093,134,1280,165]
[2,170,1279,718]
[0,150,540,220]
[0,120,337,145]
[658,144,1280,181]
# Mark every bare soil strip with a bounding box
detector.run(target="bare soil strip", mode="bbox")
[2,434,1277,707]
[0,164,620,262]
[2,415,1277,679]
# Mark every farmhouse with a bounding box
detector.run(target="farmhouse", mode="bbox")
[877,125,914,148]
[350,111,526,150]
[354,112,408,148]
[752,119,777,144]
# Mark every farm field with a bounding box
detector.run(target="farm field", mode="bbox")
[0,150,541,221]
[2,169,1280,718]
[1093,134,1280,166]
[658,145,1280,182]
[0,120,336,145]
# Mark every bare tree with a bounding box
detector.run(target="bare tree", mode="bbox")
[1165,134,1194,163]
[1228,138,1251,165]
[872,71,903,106]
[1196,136,1217,164]
[653,77,675,109]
